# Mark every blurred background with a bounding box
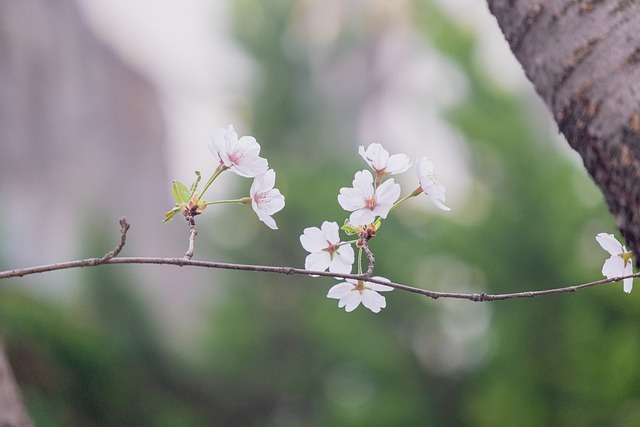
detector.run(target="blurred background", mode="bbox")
[1,0,638,425]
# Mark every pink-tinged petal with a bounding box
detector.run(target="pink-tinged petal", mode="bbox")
[305,251,331,272]
[264,189,285,214]
[602,255,625,279]
[232,156,269,178]
[360,290,386,313]
[596,233,623,256]
[327,282,354,299]
[300,227,327,252]
[250,171,284,229]
[209,125,269,177]
[416,157,451,211]
[623,261,634,293]
[386,153,411,174]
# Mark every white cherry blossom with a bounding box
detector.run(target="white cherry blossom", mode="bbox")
[596,233,634,293]
[300,222,355,274]
[249,169,285,229]
[338,170,401,226]
[416,157,450,211]
[359,143,411,180]
[327,277,394,313]
[209,125,269,178]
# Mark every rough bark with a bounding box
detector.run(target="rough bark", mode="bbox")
[487,0,640,264]
[0,339,33,427]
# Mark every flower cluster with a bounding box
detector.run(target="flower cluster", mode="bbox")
[165,125,285,229]
[301,143,451,313]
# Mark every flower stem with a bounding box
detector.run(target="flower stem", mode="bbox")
[389,189,420,212]
[197,165,227,203]
[203,198,248,206]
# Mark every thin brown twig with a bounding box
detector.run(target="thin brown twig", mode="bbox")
[99,217,130,262]
[360,238,375,277]
[185,216,197,260]
[0,218,636,302]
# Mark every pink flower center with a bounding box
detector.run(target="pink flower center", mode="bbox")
[253,192,267,205]
[364,195,377,210]
[229,148,246,164]
[322,242,337,256]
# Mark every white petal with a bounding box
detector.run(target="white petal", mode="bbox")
[338,188,366,211]
[341,292,362,312]
[329,248,354,274]
[358,145,373,168]
[263,189,285,214]
[232,157,269,178]
[327,282,354,299]
[623,261,634,293]
[368,144,389,170]
[426,188,451,211]
[602,255,625,279]
[386,153,411,174]
[305,252,330,272]
[366,283,394,293]
[596,233,623,256]
[320,221,340,244]
[335,244,355,264]
[360,290,386,313]
[349,209,376,226]
[352,170,374,195]
[300,227,326,252]
[416,157,434,180]
[257,213,278,229]
[251,170,276,194]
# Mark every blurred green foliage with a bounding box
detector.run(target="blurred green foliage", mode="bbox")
[1,0,640,426]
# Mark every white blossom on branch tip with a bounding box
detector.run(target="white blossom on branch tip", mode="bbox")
[596,233,634,293]
[416,156,450,211]
[359,143,411,180]
[327,277,393,313]
[209,125,269,178]
[338,170,401,226]
[250,169,285,229]
[300,222,355,274]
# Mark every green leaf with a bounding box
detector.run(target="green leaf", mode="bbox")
[172,180,190,204]
[341,220,357,235]
[163,207,180,223]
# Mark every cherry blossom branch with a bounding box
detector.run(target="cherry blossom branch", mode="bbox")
[0,218,635,302]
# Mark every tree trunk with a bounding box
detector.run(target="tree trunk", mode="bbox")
[0,339,33,427]
[487,0,640,264]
